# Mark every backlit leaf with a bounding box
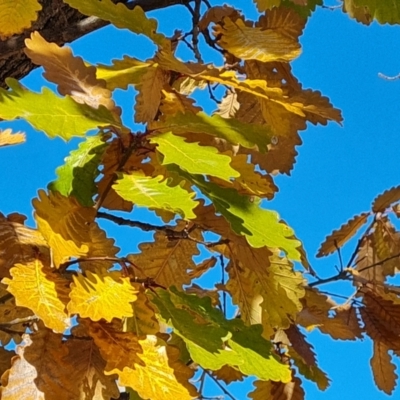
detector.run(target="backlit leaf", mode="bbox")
[317,213,369,257]
[113,172,198,219]
[68,268,138,322]
[64,0,166,45]
[249,375,305,400]
[371,340,398,394]
[150,287,292,382]
[0,79,122,140]
[110,335,198,400]
[343,0,400,25]
[49,134,109,206]
[2,260,70,333]
[25,32,117,112]
[0,129,25,148]
[0,0,41,39]
[151,131,239,182]
[372,185,400,213]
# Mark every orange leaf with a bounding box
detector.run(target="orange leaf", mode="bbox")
[0,129,25,148]
[372,185,400,213]
[371,340,398,394]
[317,212,369,257]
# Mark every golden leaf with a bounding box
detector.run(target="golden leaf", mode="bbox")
[2,260,70,333]
[0,0,41,39]
[159,89,202,116]
[0,129,25,148]
[198,5,241,31]
[127,221,203,289]
[0,212,49,278]
[124,284,159,336]
[135,64,169,123]
[250,375,305,400]
[86,320,144,372]
[62,334,120,399]
[68,268,137,322]
[317,213,369,257]
[214,13,302,63]
[25,32,117,112]
[33,190,118,267]
[371,340,398,394]
[109,335,198,400]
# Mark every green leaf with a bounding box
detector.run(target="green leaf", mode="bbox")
[150,132,240,182]
[113,172,198,219]
[150,112,271,152]
[64,0,166,45]
[172,167,301,260]
[344,0,400,25]
[0,79,122,140]
[49,135,109,206]
[150,287,291,382]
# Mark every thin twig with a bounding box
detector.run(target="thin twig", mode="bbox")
[308,269,351,288]
[207,83,221,104]
[191,0,204,63]
[346,219,374,268]
[220,255,226,318]
[203,370,237,400]
[0,316,39,327]
[98,211,167,232]
[356,251,400,274]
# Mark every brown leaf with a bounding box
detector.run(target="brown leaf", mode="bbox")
[0,304,34,345]
[249,375,305,400]
[373,186,400,212]
[370,340,398,394]
[25,32,117,112]
[317,212,369,257]
[285,325,316,366]
[212,365,245,384]
[0,348,14,378]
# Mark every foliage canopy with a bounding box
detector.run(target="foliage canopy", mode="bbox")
[0,0,400,399]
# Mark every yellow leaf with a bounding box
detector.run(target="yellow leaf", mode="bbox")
[25,32,117,112]
[0,212,49,278]
[2,260,70,333]
[317,212,369,257]
[0,129,25,148]
[0,0,41,39]
[214,16,302,63]
[135,64,169,123]
[110,335,198,400]
[371,340,398,395]
[68,268,137,322]
[33,190,119,267]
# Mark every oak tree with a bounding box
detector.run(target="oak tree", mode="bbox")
[0,0,400,399]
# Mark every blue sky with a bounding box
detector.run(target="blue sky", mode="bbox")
[1,1,400,398]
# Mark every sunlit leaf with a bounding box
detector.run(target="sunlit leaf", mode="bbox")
[0,129,25,148]
[343,0,400,25]
[371,340,398,394]
[250,375,305,400]
[372,185,400,213]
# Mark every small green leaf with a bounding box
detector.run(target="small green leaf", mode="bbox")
[49,135,109,206]
[0,79,122,140]
[150,132,239,182]
[150,287,291,382]
[64,0,166,45]
[113,172,198,219]
[150,112,271,153]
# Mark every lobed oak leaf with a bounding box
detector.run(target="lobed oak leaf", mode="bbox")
[110,335,198,400]
[343,0,400,25]
[214,16,301,63]
[62,334,120,399]
[249,375,305,400]
[49,134,109,207]
[95,56,151,90]
[187,257,218,280]
[0,212,49,278]
[0,304,35,346]
[317,212,369,257]
[2,260,70,333]
[135,64,169,124]
[33,190,119,267]
[0,129,25,148]
[150,132,240,182]
[25,32,118,112]
[124,284,159,336]
[159,89,202,116]
[372,185,400,212]
[198,5,241,31]
[0,0,41,39]
[113,171,198,219]
[127,221,203,289]
[212,365,245,385]
[185,284,221,308]
[64,0,166,45]
[285,325,317,366]
[85,320,144,372]
[0,79,123,141]
[371,340,398,394]
[68,268,138,322]
[215,90,240,119]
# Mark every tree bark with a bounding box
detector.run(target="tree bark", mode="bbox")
[0,0,191,88]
